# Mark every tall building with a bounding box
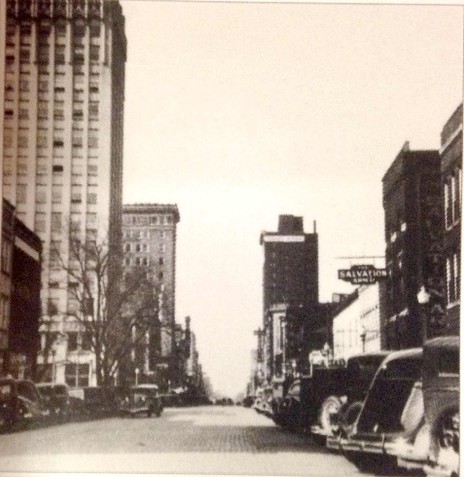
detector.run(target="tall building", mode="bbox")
[122,203,180,388]
[440,103,462,335]
[260,214,319,313]
[2,0,127,386]
[382,143,443,349]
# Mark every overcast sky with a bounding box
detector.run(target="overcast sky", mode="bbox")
[120,0,463,397]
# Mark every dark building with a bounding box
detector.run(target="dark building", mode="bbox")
[260,215,318,313]
[382,143,444,349]
[440,104,462,335]
[260,215,319,385]
[1,199,42,379]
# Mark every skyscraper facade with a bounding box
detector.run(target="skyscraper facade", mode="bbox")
[2,0,126,386]
[122,203,180,387]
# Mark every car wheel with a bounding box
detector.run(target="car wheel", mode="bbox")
[340,401,363,433]
[318,395,342,434]
[434,408,460,473]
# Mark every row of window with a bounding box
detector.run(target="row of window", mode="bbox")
[124,256,165,267]
[123,229,166,240]
[123,215,175,226]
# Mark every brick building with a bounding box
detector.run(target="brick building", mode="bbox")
[1,199,42,379]
[440,103,462,335]
[382,143,444,349]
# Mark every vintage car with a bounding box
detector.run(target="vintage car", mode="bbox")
[317,351,389,445]
[36,383,71,421]
[421,337,459,477]
[273,379,302,430]
[0,377,48,431]
[338,348,424,472]
[120,384,163,418]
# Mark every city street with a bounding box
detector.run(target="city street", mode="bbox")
[0,406,414,476]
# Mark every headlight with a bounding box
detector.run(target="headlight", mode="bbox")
[412,424,431,459]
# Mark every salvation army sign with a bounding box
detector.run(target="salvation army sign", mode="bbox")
[338,264,387,285]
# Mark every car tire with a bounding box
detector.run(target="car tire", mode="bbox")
[318,395,342,434]
[340,401,363,433]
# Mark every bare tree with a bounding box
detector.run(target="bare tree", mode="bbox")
[53,233,160,386]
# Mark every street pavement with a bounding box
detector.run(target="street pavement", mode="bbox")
[0,406,417,476]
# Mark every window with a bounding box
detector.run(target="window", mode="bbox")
[1,240,12,274]
[16,184,27,204]
[446,252,460,305]
[65,363,89,388]
[0,295,10,330]
[135,244,141,253]
[87,193,97,205]
[158,272,164,280]
[51,212,62,232]
[125,244,131,252]
[159,258,164,265]
[125,258,130,266]
[143,257,149,266]
[53,165,63,173]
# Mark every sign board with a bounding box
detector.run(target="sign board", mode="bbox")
[338,264,387,285]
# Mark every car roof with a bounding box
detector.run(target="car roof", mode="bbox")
[424,336,459,350]
[378,347,422,366]
[131,384,159,390]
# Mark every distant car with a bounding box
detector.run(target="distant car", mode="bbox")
[36,383,71,421]
[242,395,255,408]
[422,337,459,477]
[0,378,48,431]
[120,384,163,418]
[339,348,424,473]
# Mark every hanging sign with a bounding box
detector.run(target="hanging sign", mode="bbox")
[338,264,387,285]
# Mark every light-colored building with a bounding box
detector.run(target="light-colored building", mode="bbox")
[2,0,126,386]
[122,203,180,386]
[332,283,386,362]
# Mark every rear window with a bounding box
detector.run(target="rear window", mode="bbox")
[378,357,422,380]
[438,350,459,376]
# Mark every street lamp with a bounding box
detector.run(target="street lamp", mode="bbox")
[360,326,367,353]
[417,285,430,343]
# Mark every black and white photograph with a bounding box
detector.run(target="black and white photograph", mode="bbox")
[0,0,461,476]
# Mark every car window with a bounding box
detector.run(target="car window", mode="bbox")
[17,382,39,402]
[55,385,68,395]
[438,349,459,376]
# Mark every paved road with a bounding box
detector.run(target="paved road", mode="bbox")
[0,406,417,476]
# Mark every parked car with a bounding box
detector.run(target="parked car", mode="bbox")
[36,383,71,421]
[0,377,48,431]
[120,384,163,418]
[421,337,459,477]
[273,379,302,430]
[68,386,120,420]
[325,351,390,448]
[338,348,424,473]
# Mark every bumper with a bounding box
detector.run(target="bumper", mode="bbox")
[311,425,331,437]
[423,464,455,477]
[326,434,343,452]
[340,437,384,454]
